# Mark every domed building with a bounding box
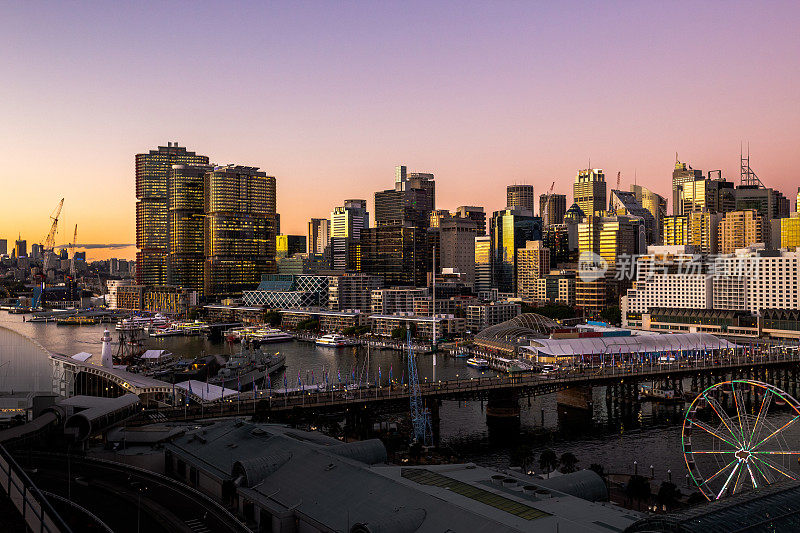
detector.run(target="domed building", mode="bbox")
[473,313,560,355]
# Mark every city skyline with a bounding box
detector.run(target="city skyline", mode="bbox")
[2,1,800,261]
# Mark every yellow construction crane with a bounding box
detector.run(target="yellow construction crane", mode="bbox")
[44,198,64,251]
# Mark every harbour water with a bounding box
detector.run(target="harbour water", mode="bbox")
[3,312,799,486]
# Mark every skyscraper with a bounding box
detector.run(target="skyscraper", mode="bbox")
[455,206,487,235]
[136,142,209,285]
[276,235,307,258]
[490,208,543,293]
[438,216,480,286]
[331,199,369,240]
[516,240,550,300]
[308,218,330,254]
[0,239,6,256]
[539,193,567,226]
[672,159,703,215]
[204,165,276,298]
[609,190,657,245]
[507,185,535,212]
[631,184,667,245]
[14,236,26,258]
[719,210,767,254]
[374,165,435,228]
[680,173,735,215]
[573,169,606,218]
[474,236,492,293]
[168,164,212,293]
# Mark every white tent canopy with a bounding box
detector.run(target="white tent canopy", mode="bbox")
[522,332,739,358]
[141,349,171,360]
[71,352,93,362]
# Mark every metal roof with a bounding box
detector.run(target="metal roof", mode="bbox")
[523,333,738,357]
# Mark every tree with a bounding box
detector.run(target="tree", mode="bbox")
[656,481,682,511]
[510,444,535,473]
[342,326,357,336]
[265,310,282,327]
[559,452,578,474]
[625,475,651,510]
[391,327,408,340]
[589,463,605,478]
[599,305,621,326]
[539,449,559,478]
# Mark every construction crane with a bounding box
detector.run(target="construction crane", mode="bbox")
[616,171,621,190]
[70,224,78,258]
[541,181,555,224]
[43,198,64,251]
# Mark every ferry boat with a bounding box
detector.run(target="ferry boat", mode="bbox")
[257,330,295,343]
[316,334,352,347]
[466,357,489,369]
[116,314,169,331]
[56,316,100,326]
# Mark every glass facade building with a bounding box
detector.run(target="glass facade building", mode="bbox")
[168,164,212,293]
[573,169,606,218]
[204,165,276,298]
[506,185,535,212]
[490,208,543,293]
[136,143,209,285]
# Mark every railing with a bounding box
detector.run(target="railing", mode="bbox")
[0,444,72,533]
[148,351,800,420]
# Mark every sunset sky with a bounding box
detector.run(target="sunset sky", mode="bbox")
[1,1,799,261]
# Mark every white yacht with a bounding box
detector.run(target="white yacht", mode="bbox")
[466,357,489,369]
[116,313,169,331]
[316,334,351,347]
[258,330,295,343]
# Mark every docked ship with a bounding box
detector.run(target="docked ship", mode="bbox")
[116,314,169,331]
[466,357,489,369]
[257,330,295,344]
[209,346,286,390]
[315,334,352,347]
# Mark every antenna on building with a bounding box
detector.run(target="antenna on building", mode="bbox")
[740,142,764,188]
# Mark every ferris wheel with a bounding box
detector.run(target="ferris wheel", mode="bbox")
[682,379,800,501]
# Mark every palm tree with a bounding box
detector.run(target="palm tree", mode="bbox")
[559,452,578,473]
[625,475,651,510]
[539,449,559,478]
[656,481,682,511]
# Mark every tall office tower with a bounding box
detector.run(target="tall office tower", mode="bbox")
[507,185,535,212]
[681,173,736,215]
[573,169,607,218]
[672,159,703,215]
[168,164,212,293]
[516,240,550,300]
[781,214,800,251]
[439,216,480,286]
[735,186,790,220]
[663,216,689,246]
[608,190,656,245]
[539,193,567,226]
[30,243,43,261]
[276,235,307,258]
[307,218,330,254]
[374,165,435,228]
[797,188,800,212]
[327,274,383,312]
[331,199,369,240]
[204,165,276,298]
[543,224,578,267]
[719,210,767,254]
[428,209,451,228]
[360,224,428,286]
[455,206,486,235]
[576,215,643,317]
[490,208,543,293]
[0,239,6,255]
[631,184,667,245]
[14,236,26,257]
[474,236,492,293]
[136,142,209,285]
[687,212,722,254]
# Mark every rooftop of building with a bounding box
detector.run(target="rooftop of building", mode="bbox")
[523,332,738,358]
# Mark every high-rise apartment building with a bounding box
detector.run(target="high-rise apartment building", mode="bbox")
[168,164,213,293]
[781,214,800,251]
[361,224,428,287]
[672,159,703,215]
[327,274,383,312]
[490,208,543,293]
[136,143,209,285]
[687,212,722,254]
[507,185,535,212]
[308,218,330,255]
[539,193,567,226]
[663,216,689,247]
[631,184,667,245]
[573,169,606,218]
[474,236,492,293]
[516,240,550,300]
[719,210,767,254]
[204,165,276,298]
[0,239,6,256]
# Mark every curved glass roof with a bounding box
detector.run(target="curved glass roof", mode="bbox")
[474,313,560,352]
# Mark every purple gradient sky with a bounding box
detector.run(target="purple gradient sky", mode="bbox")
[1,1,799,260]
